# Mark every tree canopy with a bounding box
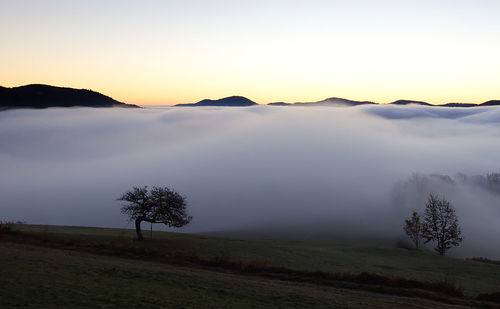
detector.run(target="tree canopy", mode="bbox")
[421,193,462,256]
[118,186,192,240]
[403,211,422,249]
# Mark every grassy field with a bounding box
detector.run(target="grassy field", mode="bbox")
[11,224,500,295]
[2,241,475,309]
[1,224,500,308]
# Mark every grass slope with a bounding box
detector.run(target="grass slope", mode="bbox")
[1,224,500,308]
[12,224,500,295]
[0,242,471,309]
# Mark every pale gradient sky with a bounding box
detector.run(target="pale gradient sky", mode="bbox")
[1,0,499,105]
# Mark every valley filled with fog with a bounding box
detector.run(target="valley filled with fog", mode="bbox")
[1,104,500,258]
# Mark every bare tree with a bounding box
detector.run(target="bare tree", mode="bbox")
[404,211,422,249]
[118,186,192,240]
[421,193,462,256]
[149,186,192,228]
[118,186,150,240]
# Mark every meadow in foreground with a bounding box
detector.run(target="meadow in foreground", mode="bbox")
[1,224,500,308]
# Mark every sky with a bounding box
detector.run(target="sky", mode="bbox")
[1,0,500,105]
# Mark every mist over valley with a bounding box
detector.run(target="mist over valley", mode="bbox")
[1,104,499,258]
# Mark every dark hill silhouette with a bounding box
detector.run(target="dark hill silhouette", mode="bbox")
[268,98,500,108]
[318,97,376,106]
[390,100,432,106]
[269,97,376,106]
[176,96,257,107]
[0,84,139,110]
[480,100,500,106]
[441,103,478,107]
[3,85,499,110]
[267,102,291,106]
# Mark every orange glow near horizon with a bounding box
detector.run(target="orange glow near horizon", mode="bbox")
[1,1,499,106]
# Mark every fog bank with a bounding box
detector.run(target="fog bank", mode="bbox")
[1,105,499,258]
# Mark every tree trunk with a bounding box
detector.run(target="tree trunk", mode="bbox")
[135,218,144,241]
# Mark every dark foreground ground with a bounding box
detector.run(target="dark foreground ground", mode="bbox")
[1,224,499,308]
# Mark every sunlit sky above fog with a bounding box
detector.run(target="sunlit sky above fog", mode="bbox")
[1,0,500,105]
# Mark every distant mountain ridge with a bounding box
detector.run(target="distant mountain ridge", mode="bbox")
[440,103,478,107]
[174,95,500,108]
[269,97,377,106]
[3,84,499,109]
[389,99,432,106]
[176,96,257,107]
[267,98,500,108]
[0,84,139,110]
[480,100,500,106]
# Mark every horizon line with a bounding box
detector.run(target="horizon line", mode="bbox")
[2,83,498,107]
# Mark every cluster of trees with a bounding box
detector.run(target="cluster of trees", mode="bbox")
[404,193,462,256]
[118,185,464,256]
[118,186,192,240]
[457,172,500,194]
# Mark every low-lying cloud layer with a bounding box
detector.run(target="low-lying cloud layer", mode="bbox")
[1,105,499,258]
